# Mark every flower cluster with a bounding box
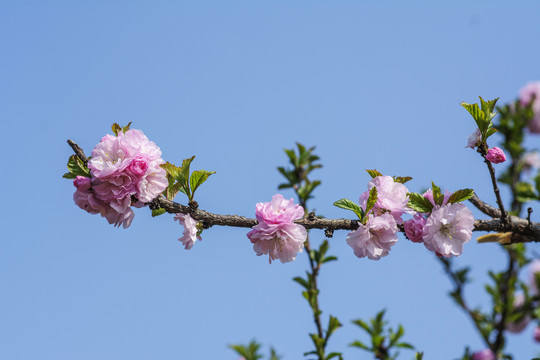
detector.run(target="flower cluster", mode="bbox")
[347,176,409,260]
[247,194,307,263]
[404,188,474,258]
[73,129,168,228]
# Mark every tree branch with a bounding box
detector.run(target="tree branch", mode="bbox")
[68,140,540,243]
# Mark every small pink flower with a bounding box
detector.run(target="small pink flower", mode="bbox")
[529,259,540,294]
[523,152,540,172]
[174,213,202,250]
[247,194,307,264]
[404,214,426,243]
[471,349,495,360]
[506,293,530,333]
[359,176,409,224]
[346,213,398,260]
[519,81,540,134]
[466,128,482,149]
[534,327,540,343]
[422,203,474,257]
[486,147,506,164]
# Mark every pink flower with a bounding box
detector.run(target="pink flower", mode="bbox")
[534,327,540,343]
[359,176,409,224]
[73,182,134,228]
[88,129,168,205]
[519,81,540,133]
[423,189,452,207]
[523,151,540,172]
[466,128,482,149]
[75,128,168,228]
[174,213,202,250]
[471,349,495,360]
[486,147,506,164]
[346,213,398,260]
[422,203,474,257]
[529,259,540,294]
[247,194,307,264]
[404,214,427,243]
[506,293,530,333]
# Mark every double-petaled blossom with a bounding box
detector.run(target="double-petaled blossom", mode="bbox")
[404,214,427,243]
[73,175,135,228]
[486,147,506,164]
[174,213,202,250]
[466,128,482,149]
[247,194,307,264]
[506,293,530,333]
[421,203,474,258]
[346,213,398,260]
[73,128,168,228]
[519,81,540,133]
[471,349,495,360]
[358,176,409,224]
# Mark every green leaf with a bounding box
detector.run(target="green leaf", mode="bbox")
[189,170,216,196]
[431,182,444,206]
[67,155,91,177]
[393,176,412,184]
[179,156,195,199]
[284,148,297,166]
[111,123,122,136]
[122,121,132,133]
[322,256,338,264]
[293,276,310,290]
[461,102,486,130]
[352,319,372,335]
[349,340,369,350]
[333,198,364,221]
[326,352,343,360]
[326,315,342,338]
[152,208,166,217]
[448,189,474,204]
[479,96,499,121]
[515,182,537,202]
[62,172,77,179]
[365,187,378,215]
[161,161,182,178]
[407,193,433,213]
[366,169,383,178]
[486,127,498,139]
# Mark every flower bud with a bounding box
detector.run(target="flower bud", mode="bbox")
[73,175,91,191]
[486,147,506,164]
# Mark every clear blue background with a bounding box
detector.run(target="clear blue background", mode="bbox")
[1,1,539,359]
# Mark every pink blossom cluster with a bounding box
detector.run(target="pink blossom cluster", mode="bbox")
[247,194,307,263]
[73,129,168,228]
[519,81,540,133]
[404,189,474,258]
[347,176,409,260]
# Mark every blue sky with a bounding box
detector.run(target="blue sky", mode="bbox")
[1,1,540,359]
